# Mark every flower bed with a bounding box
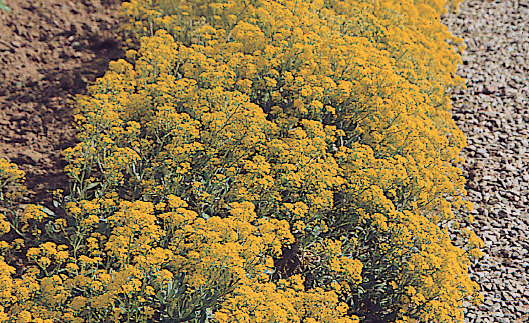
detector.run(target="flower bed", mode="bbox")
[0,0,484,322]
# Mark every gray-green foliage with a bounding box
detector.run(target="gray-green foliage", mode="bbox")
[0,1,10,12]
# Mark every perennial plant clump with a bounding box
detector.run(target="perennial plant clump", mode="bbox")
[0,0,485,322]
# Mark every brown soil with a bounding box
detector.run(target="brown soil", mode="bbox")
[0,0,126,207]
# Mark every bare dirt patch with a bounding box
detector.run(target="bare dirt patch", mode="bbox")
[0,0,125,206]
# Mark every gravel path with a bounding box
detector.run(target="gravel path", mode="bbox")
[442,0,529,322]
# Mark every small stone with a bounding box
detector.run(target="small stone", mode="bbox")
[477,148,489,157]
[491,308,504,317]
[485,298,495,306]
[484,83,498,94]
[516,305,529,313]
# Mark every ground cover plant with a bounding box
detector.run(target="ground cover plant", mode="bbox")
[0,0,485,322]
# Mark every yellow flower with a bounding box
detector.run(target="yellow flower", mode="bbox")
[21,204,48,223]
[144,286,155,296]
[66,263,79,273]
[144,306,155,317]
[330,281,341,291]
[290,274,304,291]
[17,310,32,323]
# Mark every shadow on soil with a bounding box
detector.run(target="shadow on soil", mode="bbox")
[2,35,125,206]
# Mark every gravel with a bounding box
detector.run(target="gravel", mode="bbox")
[442,0,529,322]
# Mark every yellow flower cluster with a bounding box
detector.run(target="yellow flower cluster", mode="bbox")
[215,278,357,323]
[0,195,299,322]
[0,158,26,205]
[0,158,27,240]
[0,0,486,322]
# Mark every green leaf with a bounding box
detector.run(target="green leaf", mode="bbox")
[86,182,100,190]
[41,205,55,216]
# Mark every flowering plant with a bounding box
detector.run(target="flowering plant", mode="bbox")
[0,0,485,322]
